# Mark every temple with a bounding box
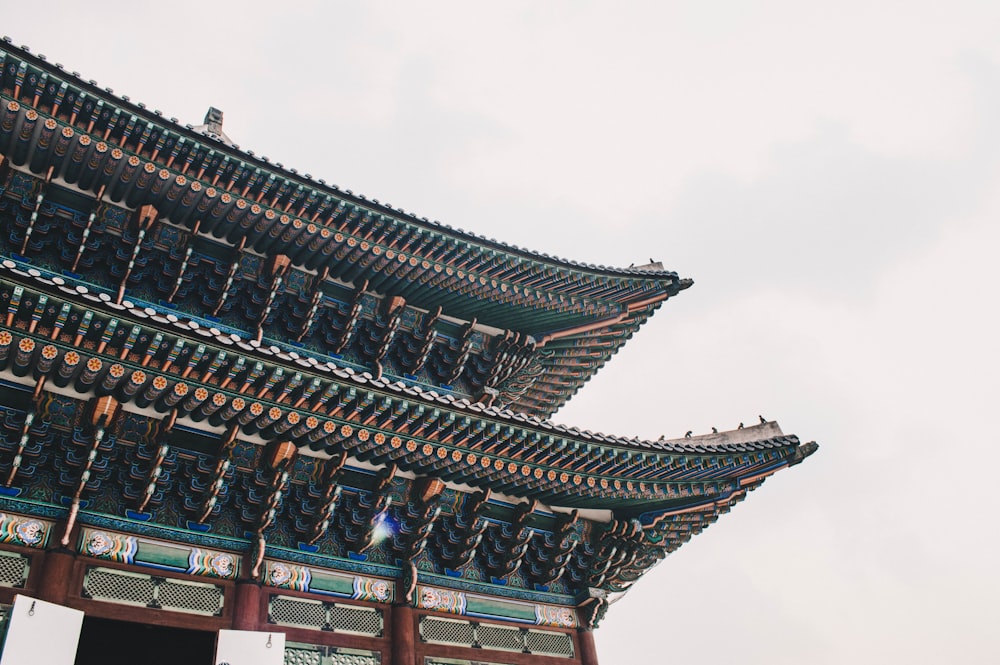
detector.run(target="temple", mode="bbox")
[0,38,816,665]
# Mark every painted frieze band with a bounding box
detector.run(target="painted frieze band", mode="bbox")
[0,512,52,549]
[262,558,393,604]
[415,584,577,628]
[78,527,239,580]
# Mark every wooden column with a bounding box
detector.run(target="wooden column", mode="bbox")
[390,604,416,665]
[36,547,75,605]
[578,629,600,665]
[231,579,263,630]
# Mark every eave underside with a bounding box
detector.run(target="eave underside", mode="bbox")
[0,42,693,418]
[0,39,817,620]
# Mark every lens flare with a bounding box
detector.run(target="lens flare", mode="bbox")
[371,512,395,544]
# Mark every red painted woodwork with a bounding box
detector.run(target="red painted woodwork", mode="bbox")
[232,579,263,630]
[578,629,600,665]
[36,547,75,605]
[59,555,234,632]
[390,604,416,665]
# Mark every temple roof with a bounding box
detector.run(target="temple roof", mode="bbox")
[0,38,694,417]
[0,38,817,613]
[0,37,815,517]
[0,260,815,514]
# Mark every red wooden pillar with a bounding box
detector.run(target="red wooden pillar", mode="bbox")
[390,604,416,665]
[578,629,600,665]
[231,579,263,630]
[36,547,75,605]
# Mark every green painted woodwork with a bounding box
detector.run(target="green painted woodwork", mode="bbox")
[464,596,537,623]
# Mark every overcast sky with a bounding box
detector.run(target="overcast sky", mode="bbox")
[7,2,1000,663]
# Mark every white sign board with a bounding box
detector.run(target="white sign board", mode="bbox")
[0,595,84,665]
[215,629,285,665]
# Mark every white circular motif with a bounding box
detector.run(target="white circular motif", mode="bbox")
[87,531,114,556]
[14,519,43,546]
[211,553,235,577]
[269,562,292,586]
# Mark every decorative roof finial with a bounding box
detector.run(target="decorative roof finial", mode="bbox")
[193,106,234,147]
[204,107,224,134]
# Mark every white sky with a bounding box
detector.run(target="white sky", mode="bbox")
[7,2,1000,662]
